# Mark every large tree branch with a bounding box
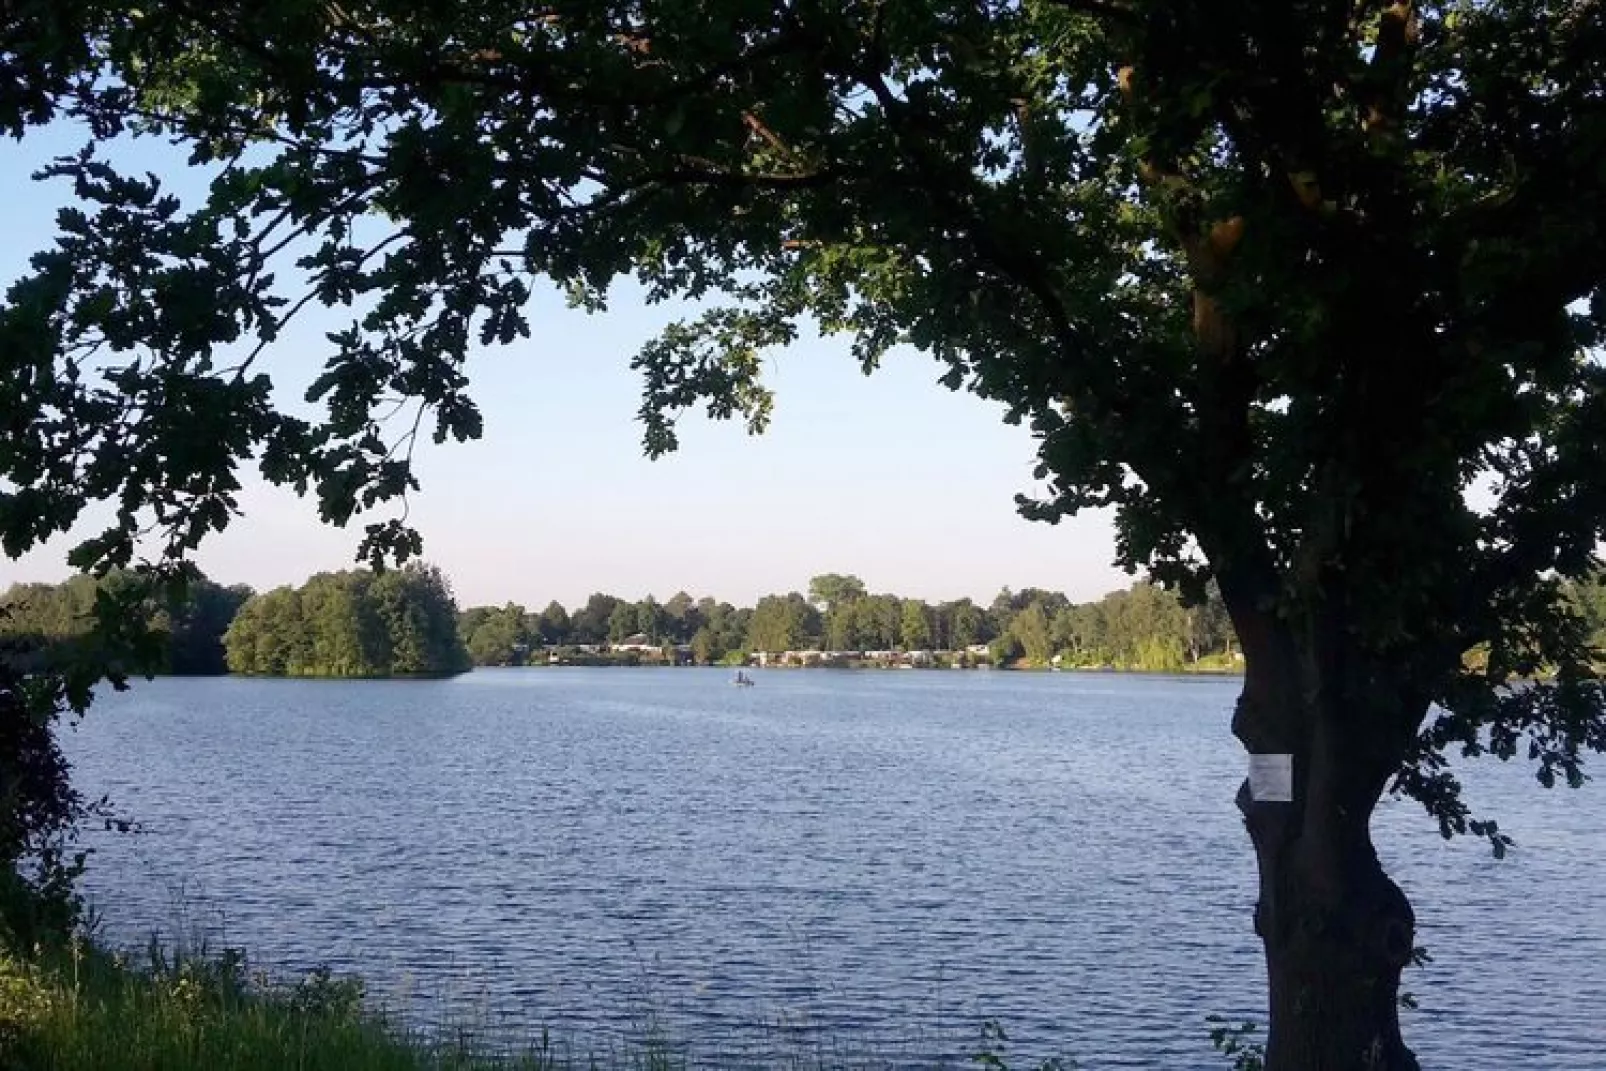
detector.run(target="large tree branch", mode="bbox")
[1360,0,1419,135]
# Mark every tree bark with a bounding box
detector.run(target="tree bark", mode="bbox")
[1242,779,1420,1071]
[1225,614,1426,1071]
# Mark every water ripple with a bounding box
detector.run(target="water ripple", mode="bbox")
[65,669,1605,1069]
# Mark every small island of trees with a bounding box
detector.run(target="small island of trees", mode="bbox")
[222,565,470,677]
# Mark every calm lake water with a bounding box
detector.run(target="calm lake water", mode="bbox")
[65,669,1604,1068]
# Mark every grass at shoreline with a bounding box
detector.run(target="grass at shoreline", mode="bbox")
[0,939,560,1071]
[0,919,1272,1069]
[1,937,1066,1071]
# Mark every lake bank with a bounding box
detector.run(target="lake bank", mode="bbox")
[0,935,1076,1070]
[212,657,1246,678]
[0,938,497,1071]
[488,651,1246,674]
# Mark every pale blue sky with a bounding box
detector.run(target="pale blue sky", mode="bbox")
[1,124,1129,609]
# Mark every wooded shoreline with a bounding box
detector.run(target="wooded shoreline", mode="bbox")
[6,566,1602,681]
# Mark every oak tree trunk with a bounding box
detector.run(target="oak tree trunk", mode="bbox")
[1243,781,1420,1070]
[1231,635,1427,1071]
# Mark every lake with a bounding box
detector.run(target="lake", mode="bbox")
[63,669,1605,1068]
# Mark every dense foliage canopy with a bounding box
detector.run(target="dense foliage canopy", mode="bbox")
[2,572,250,675]
[4,0,1605,1064]
[223,564,469,677]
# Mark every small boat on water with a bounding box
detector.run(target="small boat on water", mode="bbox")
[732,670,755,687]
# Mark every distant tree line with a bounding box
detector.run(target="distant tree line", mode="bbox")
[10,568,1602,678]
[458,590,753,667]
[223,565,470,677]
[0,573,252,674]
[457,572,1247,671]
